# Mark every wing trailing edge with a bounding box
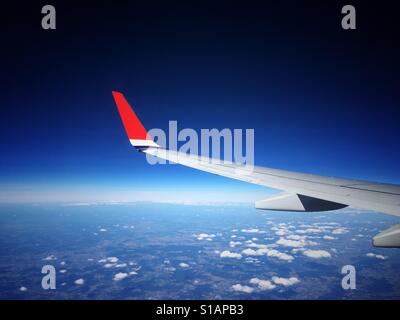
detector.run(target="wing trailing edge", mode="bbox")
[255,192,347,212]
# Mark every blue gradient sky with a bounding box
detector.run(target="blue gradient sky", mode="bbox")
[1,1,399,202]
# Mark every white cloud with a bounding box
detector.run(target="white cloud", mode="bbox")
[241,228,259,233]
[74,278,84,285]
[43,255,57,261]
[303,250,331,259]
[196,233,216,241]
[242,248,294,262]
[115,263,127,268]
[60,261,66,266]
[19,287,27,292]
[275,229,288,236]
[229,241,242,247]
[246,242,268,249]
[331,227,348,234]
[104,263,116,268]
[276,238,306,248]
[265,249,294,262]
[107,257,119,263]
[165,267,176,272]
[249,278,276,290]
[276,237,317,248]
[231,284,254,293]
[59,269,67,273]
[295,228,322,234]
[113,272,128,281]
[179,262,190,268]
[299,224,312,228]
[220,251,242,259]
[99,228,107,232]
[366,253,387,260]
[242,248,261,256]
[242,248,260,256]
[323,235,336,240]
[271,276,300,286]
[286,234,306,240]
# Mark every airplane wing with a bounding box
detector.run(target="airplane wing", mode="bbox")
[112,91,400,247]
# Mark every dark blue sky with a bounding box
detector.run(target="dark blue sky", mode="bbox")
[1,1,400,202]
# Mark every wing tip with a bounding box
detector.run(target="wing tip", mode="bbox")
[112,90,122,97]
[112,90,160,149]
[112,90,147,140]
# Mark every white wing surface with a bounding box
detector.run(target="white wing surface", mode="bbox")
[112,91,400,247]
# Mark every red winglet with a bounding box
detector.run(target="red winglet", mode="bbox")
[112,91,148,140]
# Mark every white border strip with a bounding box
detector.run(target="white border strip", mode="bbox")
[129,139,160,148]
